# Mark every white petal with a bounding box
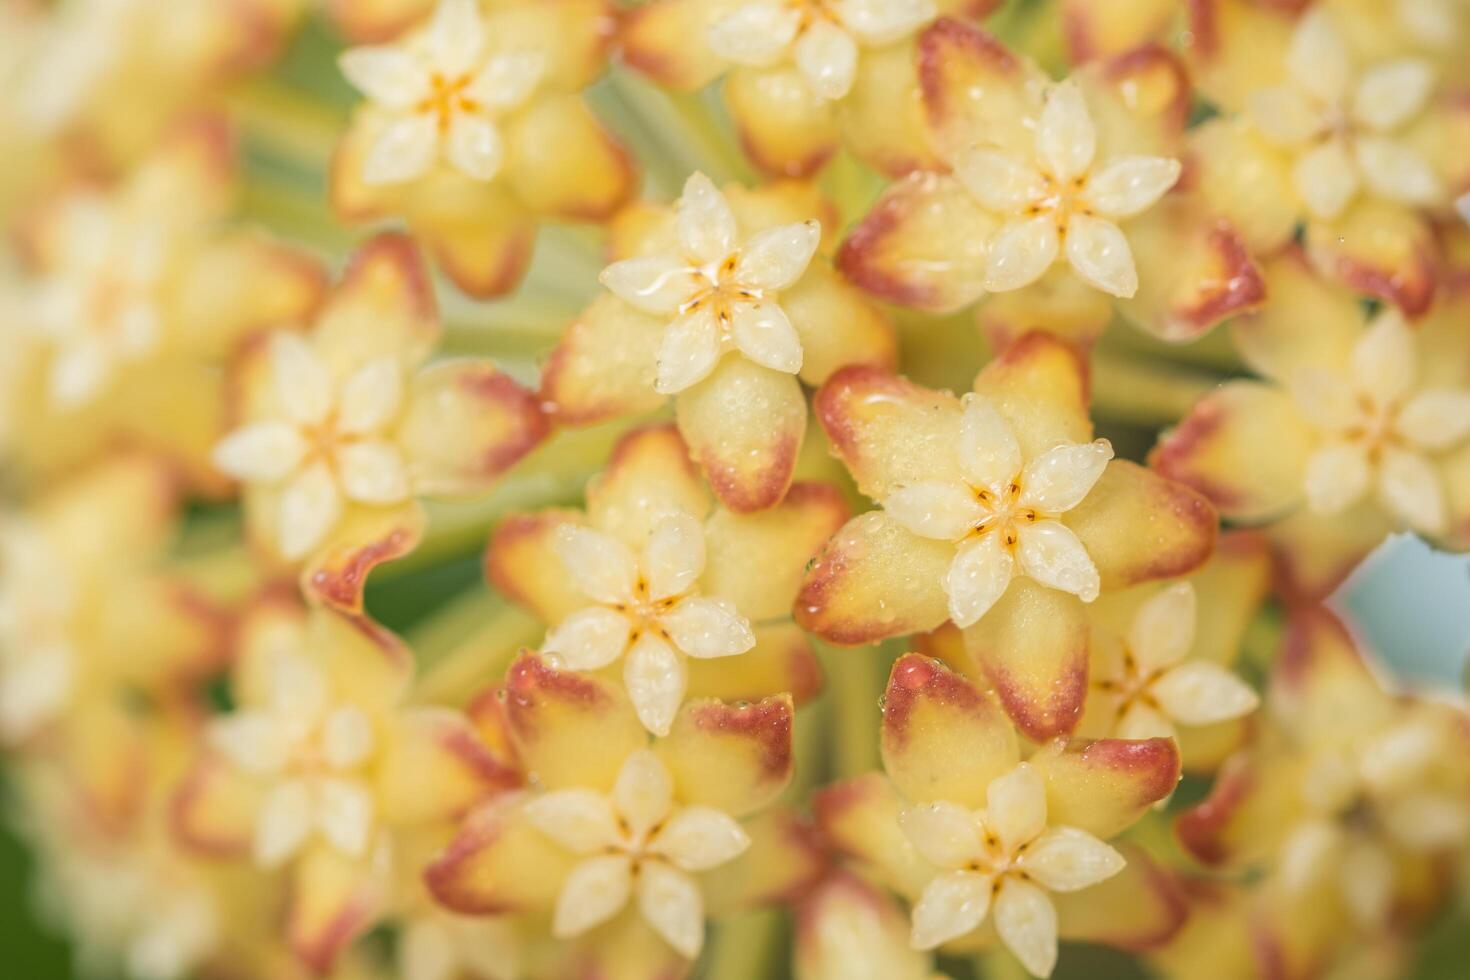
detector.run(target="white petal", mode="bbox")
[1127,582,1197,674]
[445,114,504,183]
[542,607,633,671]
[1397,389,1470,451]
[1352,58,1435,131]
[734,220,821,292]
[984,216,1061,293]
[650,806,751,871]
[643,513,706,601]
[552,855,634,938]
[624,633,687,736]
[363,114,440,186]
[399,919,456,980]
[208,712,289,776]
[959,394,1023,492]
[1279,820,1341,892]
[278,462,343,560]
[985,762,1047,854]
[1064,214,1138,298]
[677,172,739,266]
[271,333,332,427]
[945,532,1015,629]
[898,801,983,870]
[1397,0,1458,48]
[336,441,411,505]
[1303,442,1371,516]
[1354,136,1442,206]
[1358,719,1440,793]
[337,358,403,436]
[953,147,1045,213]
[423,0,484,76]
[993,879,1058,979]
[1340,839,1395,928]
[1017,440,1112,514]
[466,51,545,111]
[1114,701,1176,741]
[1015,520,1100,602]
[316,776,375,858]
[254,778,314,868]
[1020,827,1125,892]
[1355,316,1419,390]
[267,653,330,722]
[614,749,675,839]
[836,0,938,45]
[320,705,376,770]
[637,861,706,959]
[1290,367,1359,431]
[655,307,725,395]
[338,46,430,108]
[1382,792,1470,850]
[794,18,858,101]
[600,253,701,316]
[1292,138,1360,220]
[660,596,755,659]
[48,341,110,407]
[524,789,622,854]
[1037,79,1096,182]
[1150,661,1260,725]
[1246,85,1329,145]
[1377,447,1446,534]
[883,482,986,541]
[1287,10,1352,104]
[1080,156,1181,219]
[730,301,803,374]
[909,871,992,950]
[706,3,802,67]
[553,526,639,605]
[212,422,307,483]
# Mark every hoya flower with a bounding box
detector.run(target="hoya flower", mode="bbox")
[332,0,635,297]
[817,655,1184,977]
[794,873,941,980]
[798,333,1216,739]
[488,424,843,733]
[213,234,547,609]
[544,178,893,511]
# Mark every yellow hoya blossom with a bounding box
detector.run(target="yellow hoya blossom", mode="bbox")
[794,872,944,980]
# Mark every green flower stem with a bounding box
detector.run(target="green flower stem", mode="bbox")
[704,909,782,980]
[409,591,542,706]
[226,77,344,174]
[1089,348,1219,427]
[594,68,751,193]
[1097,319,1245,373]
[816,640,885,780]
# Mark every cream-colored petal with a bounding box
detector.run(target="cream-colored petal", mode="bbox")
[1128,582,1197,674]
[898,801,983,870]
[1353,309,1416,406]
[1354,136,1442,207]
[363,114,440,186]
[1286,10,1352,105]
[660,596,755,660]
[554,526,640,605]
[730,301,803,375]
[1063,214,1138,298]
[1246,85,1329,145]
[553,855,634,937]
[909,871,993,950]
[1359,720,1439,793]
[794,18,858,101]
[209,712,289,776]
[1290,368,1359,431]
[445,113,504,183]
[1397,389,1470,451]
[1382,792,1470,850]
[1377,447,1446,534]
[650,806,750,871]
[271,333,333,427]
[254,778,313,868]
[321,706,376,770]
[1150,662,1260,726]
[599,253,700,316]
[542,607,633,671]
[734,221,821,292]
[1279,820,1342,893]
[1114,701,1175,741]
[278,462,343,560]
[993,878,1058,979]
[655,308,725,395]
[959,394,1023,493]
[984,216,1061,293]
[643,513,707,601]
[267,653,330,723]
[883,482,986,541]
[706,3,802,67]
[47,342,109,408]
[1340,839,1395,928]
[985,762,1047,854]
[1037,79,1096,182]
[316,776,375,857]
[524,789,622,854]
[614,749,675,839]
[423,0,484,77]
[336,441,411,505]
[1019,827,1125,892]
[1015,521,1100,602]
[637,861,706,959]
[1080,156,1182,219]
[466,52,545,111]
[1352,58,1435,132]
[677,172,739,266]
[339,46,431,109]
[836,0,937,45]
[953,147,1045,213]
[1017,441,1113,514]
[213,422,307,483]
[946,532,1015,629]
[625,633,688,736]
[1302,443,1371,515]
[336,358,403,436]
[1292,138,1360,220]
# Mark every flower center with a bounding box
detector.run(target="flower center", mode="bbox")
[967,479,1040,549]
[1024,172,1092,235]
[680,253,757,330]
[418,72,479,134]
[1092,646,1166,716]
[611,576,683,641]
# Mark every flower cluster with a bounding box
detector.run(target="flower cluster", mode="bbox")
[2,1,1470,979]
